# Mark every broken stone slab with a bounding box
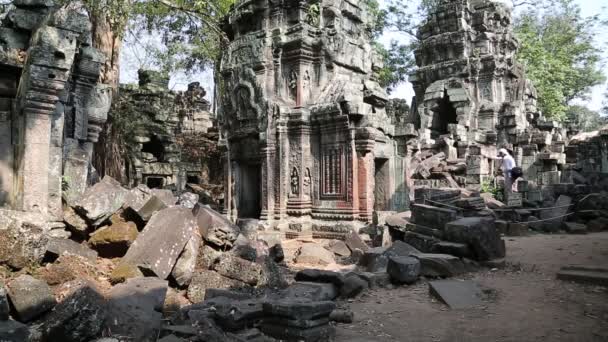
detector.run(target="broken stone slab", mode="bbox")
[411,203,457,230]
[444,217,505,261]
[0,320,29,342]
[120,207,197,279]
[204,288,253,301]
[213,254,263,286]
[39,283,107,342]
[339,273,369,298]
[403,231,441,253]
[122,184,153,218]
[171,231,201,287]
[385,240,421,257]
[6,275,55,322]
[324,240,351,257]
[294,269,345,286]
[137,195,169,222]
[556,265,608,286]
[411,253,465,278]
[150,189,177,206]
[563,222,587,235]
[281,282,339,302]
[104,278,168,342]
[187,270,247,304]
[429,280,483,309]
[212,298,265,331]
[45,238,97,261]
[193,204,239,248]
[0,285,8,320]
[261,323,335,342]
[73,176,129,227]
[387,256,420,284]
[262,300,336,321]
[344,230,369,252]
[0,210,51,269]
[295,243,336,266]
[197,245,223,271]
[88,220,138,258]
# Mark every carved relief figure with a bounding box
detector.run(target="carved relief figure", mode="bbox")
[288,70,298,101]
[236,86,253,119]
[303,167,311,198]
[290,167,299,196]
[303,70,311,102]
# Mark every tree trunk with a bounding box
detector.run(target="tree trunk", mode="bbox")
[90,13,122,91]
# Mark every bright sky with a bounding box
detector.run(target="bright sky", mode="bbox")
[120,0,608,112]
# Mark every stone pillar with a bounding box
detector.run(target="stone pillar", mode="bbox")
[275,125,289,219]
[48,100,66,218]
[0,98,13,207]
[355,138,375,221]
[259,142,276,220]
[286,110,312,216]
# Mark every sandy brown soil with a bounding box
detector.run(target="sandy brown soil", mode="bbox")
[336,232,608,342]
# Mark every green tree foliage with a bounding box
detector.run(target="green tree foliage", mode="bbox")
[514,0,606,120]
[565,105,604,132]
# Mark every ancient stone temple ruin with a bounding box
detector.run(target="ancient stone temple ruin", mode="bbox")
[111,70,216,191]
[219,0,407,225]
[405,0,568,205]
[0,1,110,217]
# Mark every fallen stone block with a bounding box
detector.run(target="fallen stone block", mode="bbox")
[507,222,528,237]
[444,217,505,261]
[339,274,368,298]
[73,176,128,227]
[344,230,369,252]
[213,254,263,286]
[150,189,177,206]
[412,253,465,277]
[431,241,472,258]
[122,184,154,220]
[358,247,388,272]
[563,222,587,235]
[178,192,199,209]
[411,203,457,230]
[261,322,335,342]
[187,270,247,303]
[281,282,338,301]
[294,269,344,286]
[262,300,336,321]
[45,238,97,261]
[0,285,8,320]
[355,271,392,289]
[295,244,335,266]
[385,240,421,257]
[429,279,483,309]
[197,245,223,270]
[587,218,608,232]
[193,204,239,248]
[204,288,253,301]
[104,278,168,342]
[40,283,107,342]
[556,265,608,286]
[0,210,50,269]
[403,231,441,253]
[387,256,420,284]
[0,320,29,341]
[108,263,144,284]
[137,196,168,222]
[324,240,351,257]
[171,232,201,287]
[88,220,138,258]
[213,298,264,331]
[63,206,89,238]
[6,275,56,322]
[120,207,197,279]
[329,309,354,323]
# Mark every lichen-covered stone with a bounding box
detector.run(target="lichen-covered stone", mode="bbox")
[6,275,56,322]
[213,254,263,286]
[88,220,138,257]
[109,263,143,284]
[187,270,247,304]
[73,176,128,227]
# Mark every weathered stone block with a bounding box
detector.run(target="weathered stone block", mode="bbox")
[120,207,196,279]
[187,270,246,303]
[213,254,263,285]
[295,244,335,266]
[45,238,97,261]
[387,256,420,284]
[73,176,128,227]
[412,253,465,277]
[411,204,457,230]
[6,275,55,322]
[192,204,239,248]
[444,217,505,261]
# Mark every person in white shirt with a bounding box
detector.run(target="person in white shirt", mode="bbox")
[485,148,516,197]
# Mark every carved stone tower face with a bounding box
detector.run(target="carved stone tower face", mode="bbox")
[219,0,407,227]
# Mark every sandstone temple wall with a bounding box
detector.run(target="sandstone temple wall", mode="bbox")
[219,0,409,225]
[0,0,110,218]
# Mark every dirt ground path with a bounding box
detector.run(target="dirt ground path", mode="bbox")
[336,232,608,342]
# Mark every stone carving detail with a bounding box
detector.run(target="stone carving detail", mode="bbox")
[290,167,299,196]
[288,70,298,102]
[85,84,112,143]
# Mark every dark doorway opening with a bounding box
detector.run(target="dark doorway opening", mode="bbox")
[146,177,164,189]
[374,158,390,211]
[142,135,165,161]
[187,175,200,184]
[238,163,261,219]
[432,91,458,138]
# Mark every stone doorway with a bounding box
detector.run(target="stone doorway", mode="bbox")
[432,91,457,138]
[146,176,164,189]
[142,135,165,161]
[374,158,391,211]
[238,163,261,219]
